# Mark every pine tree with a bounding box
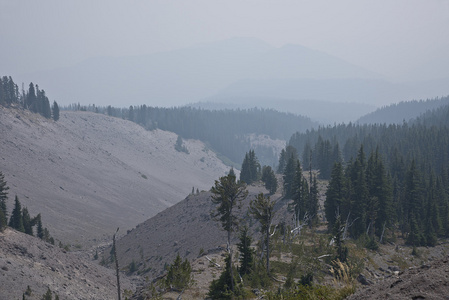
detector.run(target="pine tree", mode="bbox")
[249,192,276,272]
[41,287,52,300]
[0,171,9,222]
[211,173,248,293]
[282,155,296,198]
[9,196,24,232]
[237,226,254,276]
[240,153,251,184]
[52,101,60,121]
[22,207,33,235]
[261,166,277,195]
[404,160,424,236]
[208,254,242,299]
[0,209,6,231]
[36,214,44,239]
[164,254,193,291]
[128,105,134,122]
[325,162,345,230]
[348,146,369,238]
[248,150,260,182]
[277,149,287,174]
[25,82,36,110]
[289,160,307,222]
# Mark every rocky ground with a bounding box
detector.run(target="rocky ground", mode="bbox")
[0,228,138,300]
[349,251,449,299]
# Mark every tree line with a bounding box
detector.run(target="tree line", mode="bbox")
[0,171,54,244]
[289,104,449,178]
[0,76,60,121]
[65,103,317,167]
[286,103,449,247]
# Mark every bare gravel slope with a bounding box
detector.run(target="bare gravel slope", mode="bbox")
[0,228,137,300]
[0,106,231,246]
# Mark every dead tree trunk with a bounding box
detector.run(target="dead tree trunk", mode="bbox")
[113,228,121,300]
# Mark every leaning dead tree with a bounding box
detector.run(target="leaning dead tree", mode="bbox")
[291,210,312,237]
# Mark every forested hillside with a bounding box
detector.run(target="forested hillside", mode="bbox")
[0,76,60,121]
[286,103,449,248]
[357,95,449,124]
[66,104,318,166]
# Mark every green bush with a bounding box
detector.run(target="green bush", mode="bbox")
[163,254,193,291]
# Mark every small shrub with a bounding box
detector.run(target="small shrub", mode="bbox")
[163,254,193,291]
[129,260,137,274]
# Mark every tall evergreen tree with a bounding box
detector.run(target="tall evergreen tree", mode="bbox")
[289,160,308,222]
[325,162,345,229]
[9,196,24,232]
[36,214,44,239]
[277,149,287,174]
[283,155,297,198]
[211,173,248,293]
[347,146,369,237]
[0,171,9,220]
[261,166,277,195]
[25,82,36,110]
[249,192,276,273]
[22,207,33,236]
[240,153,252,184]
[237,226,254,276]
[0,208,6,231]
[52,101,60,121]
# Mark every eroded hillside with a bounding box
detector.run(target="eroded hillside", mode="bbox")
[0,228,137,300]
[0,106,232,246]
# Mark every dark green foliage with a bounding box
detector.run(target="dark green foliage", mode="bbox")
[41,287,52,300]
[22,207,33,235]
[0,76,20,106]
[237,227,254,276]
[325,162,345,229]
[36,214,44,239]
[129,260,137,274]
[0,209,6,232]
[240,150,261,184]
[52,101,60,121]
[250,193,276,272]
[208,254,244,299]
[282,155,297,198]
[211,173,248,293]
[211,173,248,235]
[163,254,193,291]
[278,145,298,175]
[9,195,24,232]
[0,76,58,119]
[294,102,449,245]
[261,165,278,194]
[0,171,9,220]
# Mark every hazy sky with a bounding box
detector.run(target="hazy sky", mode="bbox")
[1,0,449,81]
